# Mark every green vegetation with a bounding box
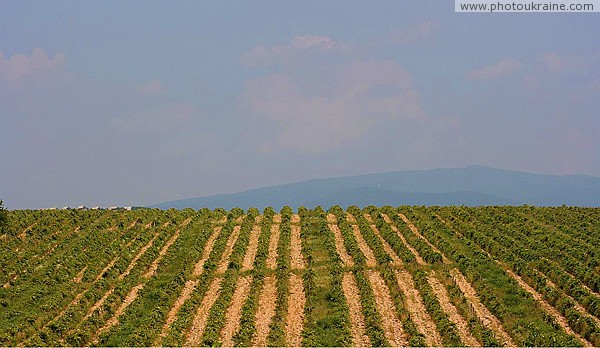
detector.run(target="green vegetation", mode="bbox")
[0,206,598,347]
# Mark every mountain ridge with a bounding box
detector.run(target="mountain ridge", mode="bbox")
[149,165,600,209]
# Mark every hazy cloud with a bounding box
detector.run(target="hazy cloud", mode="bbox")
[137,79,163,95]
[241,35,344,67]
[0,48,65,80]
[243,59,425,155]
[387,21,435,45]
[112,103,194,134]
[466,58,521,80]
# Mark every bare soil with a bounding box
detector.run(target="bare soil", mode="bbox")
[291,214,301,224]
[185,277,224,346]
[253,275,277,347]
[365,221,403,267]
[342,272,371,347]
[394,269,443,347]
[73,266,87,283]
[155,279,199,345]
[397,213,450,264]
[83,288,114,321]
[503,267,592,347]
[92,283,144,344]
[219,276,254,347]
[327,223,354,267]
[427,271,480,346]
[285,273,306,347]
[450,268,515,347]
[382,214,426,266]
[364,270,407,347]
[144,230,180,278]
[242,224,262,271]
[346,214,377,267]
[266,222,281,270]
[119,231,160,280]
[217,225,242,274]
[290,225,305,270]
[194,226,222,276]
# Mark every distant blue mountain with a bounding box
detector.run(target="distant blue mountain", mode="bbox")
[149,165,600,210]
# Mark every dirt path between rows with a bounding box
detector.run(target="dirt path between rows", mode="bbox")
[73,266,87,283]
[92,283,144,344]
[220,276,254,347]
[394,269,442,347]
[285,273,306,347]
[382,214,426,266]
[365,219,403,267]
[119,230,161,280]
[427,271,480,346]
[450,268,515,347]
[144,230,180,278]
[266,220,281,270]
[83,288,114,321]
[194,226,223,276]
[155,225,224,345]
[545,277,600,328]
[155,279,199,346]
[328,223,354,267]
[242,223,262,271]
[290,225,305,270]
[291,214,300,224]
[185,277,223,346]
[397,213,450,264]
[365,270,407,347]
[217,225,242,274]
[342,272,371,347]
[253,275,277,347]
[346,214,377,267]
[503,268,592,347]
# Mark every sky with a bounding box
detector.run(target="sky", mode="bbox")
[1,1,599,209]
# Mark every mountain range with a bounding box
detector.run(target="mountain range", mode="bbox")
[149,165,600,210]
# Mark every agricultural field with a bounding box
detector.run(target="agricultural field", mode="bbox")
[0,205,599,347]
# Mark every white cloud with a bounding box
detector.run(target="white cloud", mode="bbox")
[0,48,65,80]
[137,79,163,95]
[243,59,426,155]
[241,35,341,67]
[466,58,520,80]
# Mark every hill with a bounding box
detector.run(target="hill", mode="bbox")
[149,165,600,209]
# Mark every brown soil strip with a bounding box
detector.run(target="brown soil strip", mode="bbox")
[326,213,337,224]
[427,271,480,346]
[291,214,301,224]
[290,225,306,270]
[73,266,87,283]
[398,213,450,264]
[217,225,242,274]
[92,283,144,344]
[182,216,193,226]
[155,279,200,345]
[382,213,426,266]
[155,225,225,345]
[364,270,407,347]
[503,267,592,347]
[266,222,281,270]
[346,214,377,267]
[253,275,278,347]
[219,276,254,347]
[119,230,161,280]
[328,223,355,268]
[143,230,180,278]
[545,277,600,328]
[193,226,222,276]
[273,214,282,224]
[185,277,224,346]
[285,273,306,347]
[18,223,37,239]
[83,288,115,321]
[394,270,443,347]
[342,272,371,347]
[242,223,262,271]
[450,268,515,347]
[235,215,245,224]
[366,221,403,267]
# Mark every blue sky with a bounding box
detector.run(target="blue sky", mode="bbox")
[1,1,599,209]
